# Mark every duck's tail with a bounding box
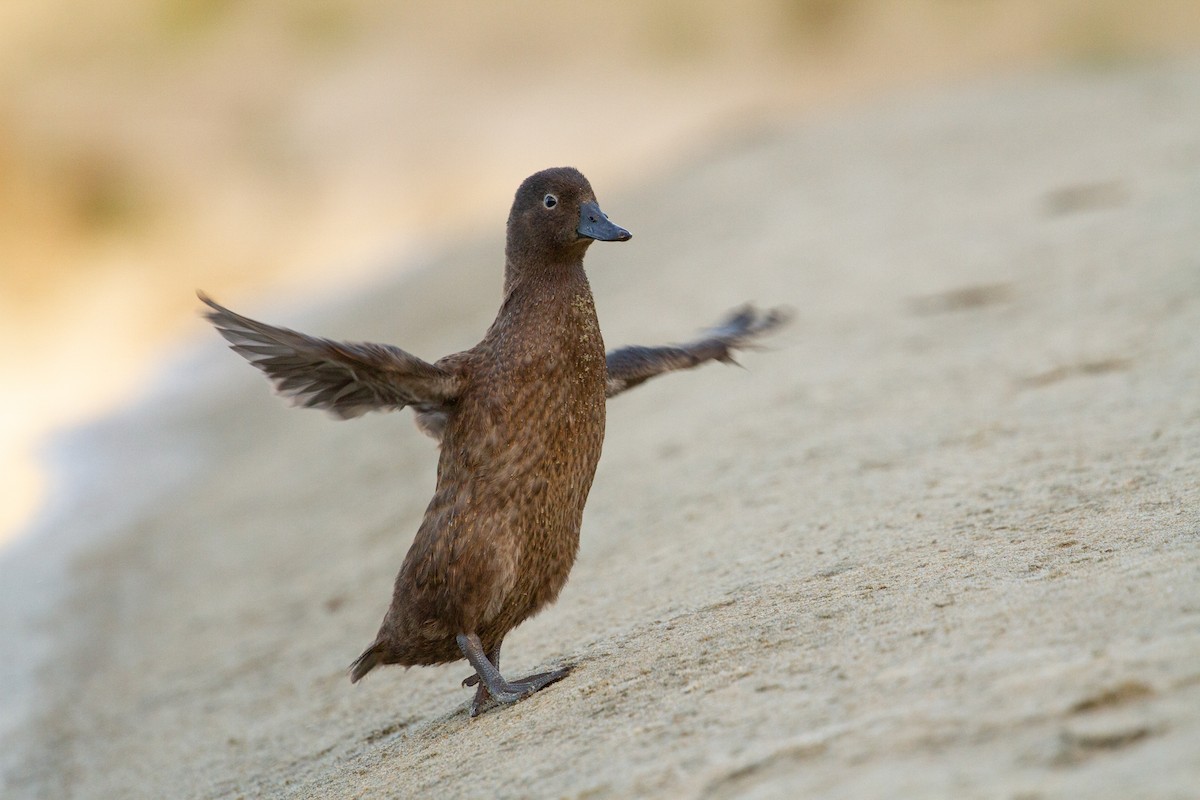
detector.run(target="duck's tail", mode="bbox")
[349,641,385,683]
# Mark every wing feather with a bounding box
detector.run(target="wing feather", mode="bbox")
[605,304,790,398]
[200,292,463,419]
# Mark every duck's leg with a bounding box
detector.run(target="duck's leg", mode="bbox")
[457,633,569,717]
[461,640,503,716]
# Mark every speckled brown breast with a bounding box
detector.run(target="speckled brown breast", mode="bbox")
[384,275,606,664]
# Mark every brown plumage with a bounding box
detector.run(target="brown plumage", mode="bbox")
[201,167,788,716]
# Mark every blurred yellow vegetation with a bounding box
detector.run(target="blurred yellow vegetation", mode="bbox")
[2,0,1197,318]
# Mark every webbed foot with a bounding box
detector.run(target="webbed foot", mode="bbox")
[456,633,570,717]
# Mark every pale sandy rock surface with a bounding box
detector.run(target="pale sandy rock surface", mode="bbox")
[4,63,1200,799]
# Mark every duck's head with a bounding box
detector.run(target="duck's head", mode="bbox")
[506,167,630,267]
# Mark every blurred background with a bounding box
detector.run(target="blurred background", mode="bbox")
[2,0,1199,543]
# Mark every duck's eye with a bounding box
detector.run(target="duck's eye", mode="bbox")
[543,194,558,209]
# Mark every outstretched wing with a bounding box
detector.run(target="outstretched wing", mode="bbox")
[200,292,463,420]
[605,304,790,398]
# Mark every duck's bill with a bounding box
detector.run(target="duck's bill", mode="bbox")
[578,201,631,241]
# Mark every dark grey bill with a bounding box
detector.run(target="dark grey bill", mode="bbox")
[577,201,631,241]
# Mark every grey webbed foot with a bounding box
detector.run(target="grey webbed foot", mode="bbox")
[457,633,570,717]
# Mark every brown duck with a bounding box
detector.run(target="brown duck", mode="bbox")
[201,167,787,716]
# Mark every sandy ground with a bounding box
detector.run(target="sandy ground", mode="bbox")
[4,62,1200,798]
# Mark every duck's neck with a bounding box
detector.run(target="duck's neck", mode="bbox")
[491,255,600,352]
[502,253,588,302]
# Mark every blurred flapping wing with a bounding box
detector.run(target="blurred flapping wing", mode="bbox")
[200,293,462,420]
[605,304,790,398]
